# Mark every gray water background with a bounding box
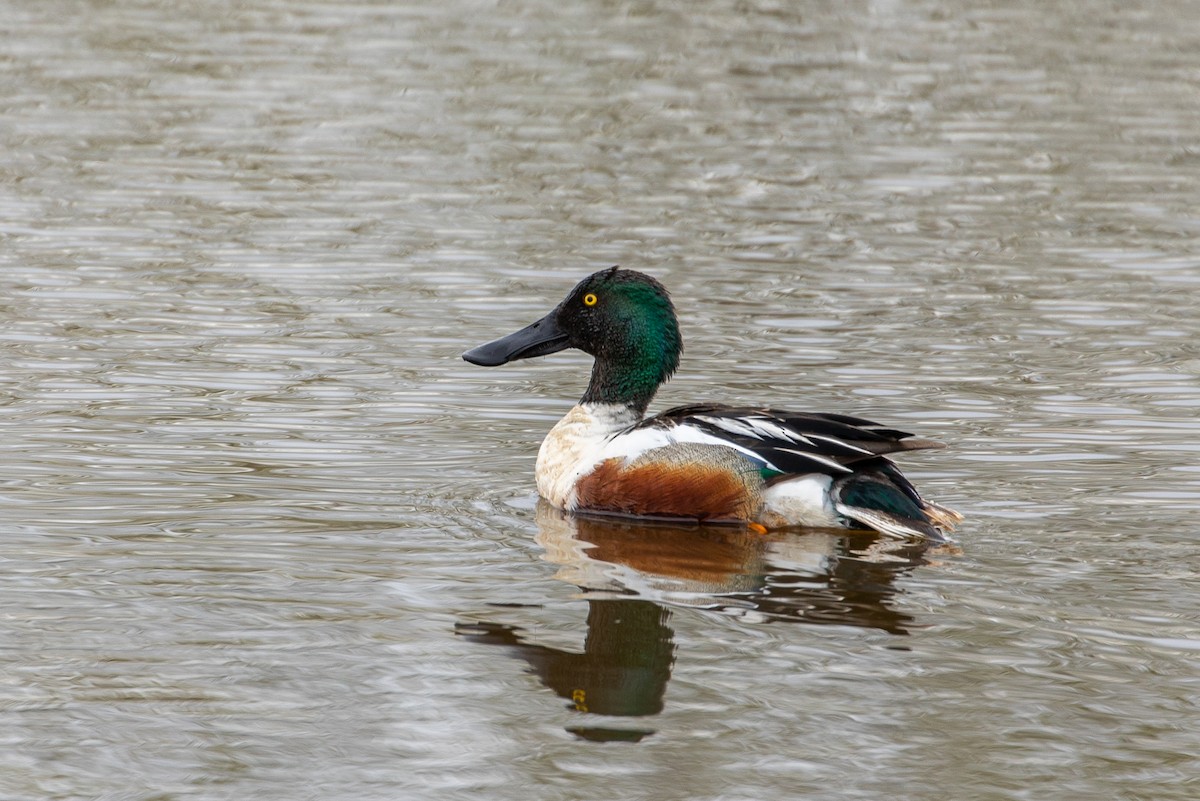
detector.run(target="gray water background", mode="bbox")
[2,1,1200,799]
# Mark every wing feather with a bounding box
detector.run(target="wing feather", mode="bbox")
[629,403,943,479]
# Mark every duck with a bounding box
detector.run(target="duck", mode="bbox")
[463,266,962,541]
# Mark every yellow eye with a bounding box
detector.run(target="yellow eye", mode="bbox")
[583,293,598,307]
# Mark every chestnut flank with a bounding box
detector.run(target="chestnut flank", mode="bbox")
[574,457,758,522]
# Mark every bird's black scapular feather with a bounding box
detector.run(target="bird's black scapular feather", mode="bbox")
[627,403,943,478]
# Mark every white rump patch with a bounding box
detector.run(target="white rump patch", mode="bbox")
[761,474,840,527]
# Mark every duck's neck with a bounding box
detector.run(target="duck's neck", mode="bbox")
[574,400,644,433]
[580,353,670,419]
[579,316,681,417]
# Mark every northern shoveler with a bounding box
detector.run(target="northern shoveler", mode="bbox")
[463,266,962,541]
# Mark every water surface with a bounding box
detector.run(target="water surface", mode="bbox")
[2,1,1199,799]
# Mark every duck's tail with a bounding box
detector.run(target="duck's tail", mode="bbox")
[831,460,960,542]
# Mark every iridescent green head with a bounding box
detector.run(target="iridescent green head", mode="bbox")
[463,266,682,414]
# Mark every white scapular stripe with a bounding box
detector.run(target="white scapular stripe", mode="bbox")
[775,446,852,474]
[804,433,874,455]
[664,423,780,471]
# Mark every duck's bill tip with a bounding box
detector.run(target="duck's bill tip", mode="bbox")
[461,343,509,366]
[462,311,570,367]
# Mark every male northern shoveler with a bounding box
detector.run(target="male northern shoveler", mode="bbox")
[463,267,962,541]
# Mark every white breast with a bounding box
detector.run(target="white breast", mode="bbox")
[535,403,642,509]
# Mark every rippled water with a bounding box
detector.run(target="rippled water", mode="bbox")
[3,0,1200,799]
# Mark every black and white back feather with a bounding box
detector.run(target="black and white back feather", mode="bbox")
[631,403,944,479]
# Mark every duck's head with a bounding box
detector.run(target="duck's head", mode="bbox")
[463,266,682,413]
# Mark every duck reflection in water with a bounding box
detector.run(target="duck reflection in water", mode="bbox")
[457,504,945,741]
